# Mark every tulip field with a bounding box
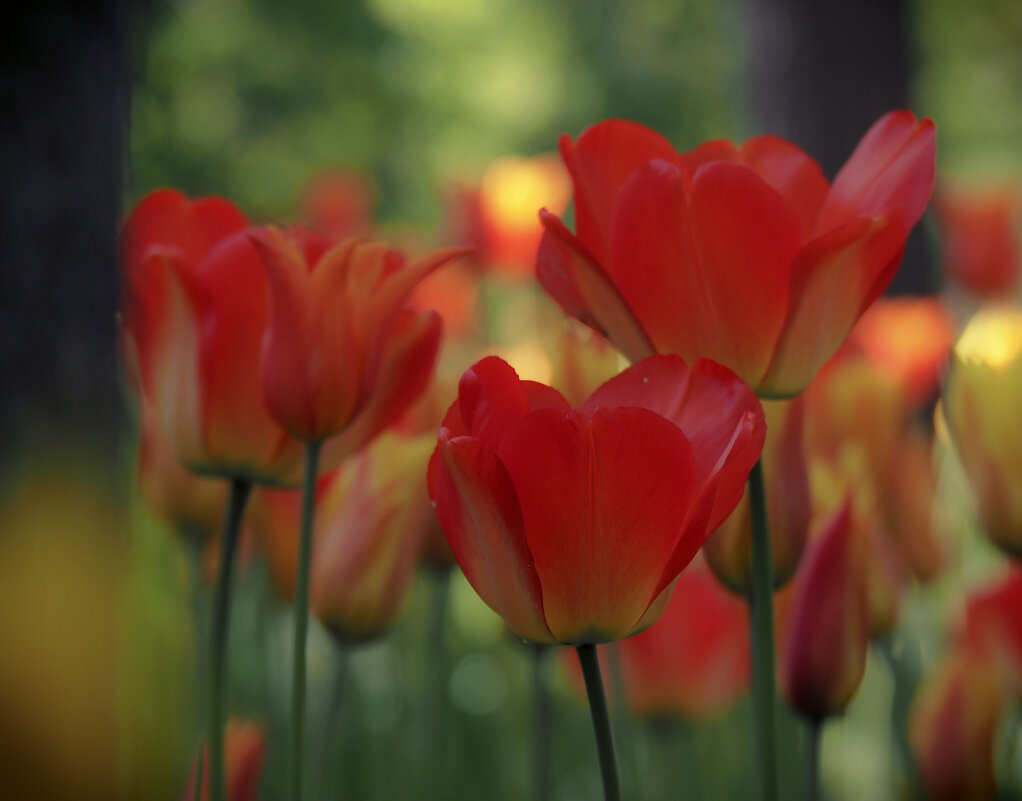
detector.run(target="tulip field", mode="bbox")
[6,2,1022,801]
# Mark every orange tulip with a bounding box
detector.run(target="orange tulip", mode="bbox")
[909,653,1001,801]
[121,190,303,483]
[703,397,810,594]
[311,432,434,643]
[428,355,765,644]
[181,719,267,801]
[780,500,870,720]
[537,111,936,396]
[250,227,466,446]
[936,183,1020,298]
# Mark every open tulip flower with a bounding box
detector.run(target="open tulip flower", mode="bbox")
[537,110,936,396]
[428,354,765,645]
[249,226,468,447]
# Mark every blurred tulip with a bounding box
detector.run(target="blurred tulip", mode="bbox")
[297,168,376,241]
[964,566,1022,698]
[937,184,1020,298]
[428,355,765,644]
[909,652,1001,801]
[883,427,945,582]
[704,397,809,594]
[181,719,267,801]
[121,190,303,484]
[780,500,870,720]
[451,154,570,278]
[615,558,750,721]
[943,307,1022,556]
[250,227,466,446]
[537,111,936,396]
[410,260,480,338]
[844,296,954,408]
[311,432,434,643]
[137,395,227,542]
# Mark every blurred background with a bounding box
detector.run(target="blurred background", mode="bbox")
[3,0,1022,799]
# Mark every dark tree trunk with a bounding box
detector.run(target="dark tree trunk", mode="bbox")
[0,1,147,475]
[742,0,931,294]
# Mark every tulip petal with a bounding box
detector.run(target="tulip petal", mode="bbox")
[760,214,907,397]
[814,110,936,237]
[498,407,697,643]
[536,211,656,363]
[738,136,829,240]
[428,434,553,643]
[321,310,442,467]
[608,160,802,386]
[560,120,684,264]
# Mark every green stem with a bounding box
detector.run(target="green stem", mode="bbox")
[747,459,778,801]
[316,644,349,800]
[290,438,323,801]
[425,568,452,801]
[531,644,552,801]
[577,644,621,801]
[876,633,923,798]
[208,477,252,801]
[806,718,822,801]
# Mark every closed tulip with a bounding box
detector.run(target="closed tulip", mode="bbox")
[428,354,765,645]
[780,500,870,720]
[964,567,1022,699]
[909,653,1001,801]
[937,184,1020,299]
[537,111,936,396]
[181,719,267,801]
[121,191,303,484]
[943,307,1022,556]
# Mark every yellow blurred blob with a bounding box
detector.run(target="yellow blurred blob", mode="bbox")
[480,155,570,232]
[0,474,121,801]
[954,306,1022,370]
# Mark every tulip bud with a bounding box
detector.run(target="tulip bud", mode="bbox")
[964,566,1022,699]
[909,653,1001,801]
[311,432,435,643]
[780,499,869,721]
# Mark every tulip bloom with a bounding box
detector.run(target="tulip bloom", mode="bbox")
[936,184,1020,299]
[181,719,267,801]
[703,397,809,594]
[537,111,936,396]
[943,307,1022,556]
[250,227,466,447]
[780,500,870,720]
[428,355,765,644]
[121,190,303,483]
[909,653,1001,801]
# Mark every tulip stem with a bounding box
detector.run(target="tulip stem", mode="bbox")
[577,644,621,801]
[290,438,323,801]
[806,718,822,801]
[531,644,552,801]
[208,477,252,801]
[747,459,778,801]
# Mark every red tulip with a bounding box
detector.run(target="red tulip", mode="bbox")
[538,111,936,396]
[964,566,1022,699]
[121,190,303,483]
[780,500,870,720]
[297,168,376,242]
[249,226,467,445]
[615,557,750,720]
[909,652,1001,801]
[181,719,267,801]
[936,183,1020,298]
[428,354,765,644]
